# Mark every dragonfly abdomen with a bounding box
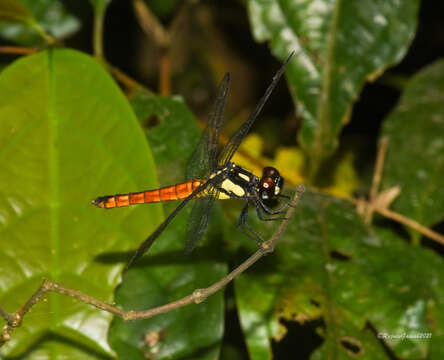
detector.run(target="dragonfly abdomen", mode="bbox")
[92,180,205,209]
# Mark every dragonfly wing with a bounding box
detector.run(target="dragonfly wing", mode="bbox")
[184,185,219,253]
[186,73,230,180]
[126,182,210,269]
[218,53,294,165]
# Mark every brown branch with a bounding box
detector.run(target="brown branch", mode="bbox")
[365,137,389,224]
[106,63,153,96]
[375,207,444,246]
[351,196,444,246]
[132,0,169,49]
[0,305,15,326]
[354,135,444,245]
[159,50,171,96]
[0,46,38,55]
[132,0,172,95]
[0,186,305,345]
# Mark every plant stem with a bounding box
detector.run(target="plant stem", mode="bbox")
[30,22,55,44]
[93,4,107,61]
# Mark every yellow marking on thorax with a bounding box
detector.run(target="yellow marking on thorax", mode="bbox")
[217,179,245,199]
[238,173,250,182]
[208,168,227,179]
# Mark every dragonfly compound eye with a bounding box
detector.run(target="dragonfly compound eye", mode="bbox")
[274,175,284,195]
[262,167,283,196]
[259,176,276,200]
[262,166,279,177]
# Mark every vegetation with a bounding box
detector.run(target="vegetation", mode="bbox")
[0,0,443,359]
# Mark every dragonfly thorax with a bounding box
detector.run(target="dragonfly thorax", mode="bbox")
[258,167,284,200]
[214,163,259,199]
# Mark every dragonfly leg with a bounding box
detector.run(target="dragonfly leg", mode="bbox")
[254,199,288,221]
[237,201,264,244]
[255,204,287,222]
[277,194,297,207]
[278,194,290,200]
[256,196,290,215]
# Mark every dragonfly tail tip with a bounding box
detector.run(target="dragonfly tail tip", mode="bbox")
[91,196,106,208]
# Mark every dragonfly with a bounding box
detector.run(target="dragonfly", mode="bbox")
[93,53,294,268]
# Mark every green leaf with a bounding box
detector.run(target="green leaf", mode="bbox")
[0,0,34,25]
[130,90,201,171]
[109,90,227,359]
[381,60,444,234]
[247,0,420,170]
[0,0,80,45]
[0,49,159,358]
[233,191,444,359]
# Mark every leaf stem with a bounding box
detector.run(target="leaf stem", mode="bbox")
[365,137,389,224]
[93,3,107,61]
[30,21,55,44]
[106,62,153,95]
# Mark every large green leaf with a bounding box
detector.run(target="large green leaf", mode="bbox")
[233,191,444,359]
[247,0,419,172]
[0,49,160,358]
[381,60,444,236]
[109,91,227,359]
[0,0,80,45]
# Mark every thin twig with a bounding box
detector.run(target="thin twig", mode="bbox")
[365,137,389,224]
[30,23,55,45]
[356,136,444,245]
[132,0,170,49]
[375,207,444,246]
[107,63,153,95]
[132,0,173,95]
[92,3,108,61]
[0,46,38,55]
[0,187,305,345]
[369,137,388,202]
[0,306,14,325]
[350,196,444,246]
[159,50,171,96]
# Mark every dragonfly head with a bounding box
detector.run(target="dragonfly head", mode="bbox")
[259,167,284,200]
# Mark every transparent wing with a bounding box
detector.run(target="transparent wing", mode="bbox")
[126,182,210,269]
[184,185,219,253]
[218,53,294,165]
[186,73,230,180]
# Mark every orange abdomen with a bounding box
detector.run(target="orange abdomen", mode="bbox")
[93,180,205,209]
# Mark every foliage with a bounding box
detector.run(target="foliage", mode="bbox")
[0,0,79,44]
[248,0,420,175]
[0,0,443,360]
